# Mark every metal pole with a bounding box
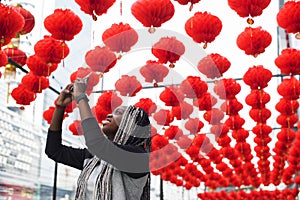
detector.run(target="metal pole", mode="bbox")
[52,162,58,200]
[160,177,163,200]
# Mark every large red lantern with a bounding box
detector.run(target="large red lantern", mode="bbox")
[44,8,83,41]
[26,55,58,77]
[0,50,8,66]
[102,22,138,55]
[228,0,271,24]
[185,11,222,48]
[277,1,300,38]
[134,98,157,116]
[3,48,27,66]
[75,0,116,20]
[275,48,300,75]
[131,0,175,33]
[96,91,123,113]
[197,53,231,79]
[237,27,272,57]
[243,65,272,89]
[0,4,24,47]
[115,75,142,96]
[153,109,174,126]
[159,85,184,106]
[85,46,117,74]
[11,5,35,35]
[43,106,55,124]
[69,120,84,136]
[70,67,99,95]
[11,84,36,105]
[151,36,185,67]
[34,36,70,63]
[21,72,49,93]
[139,60,169,87]
[180,76,208,99]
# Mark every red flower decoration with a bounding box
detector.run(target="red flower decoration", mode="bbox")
[115,75,142,96]
[75,0,116,21]
[102,22,138,53]
[131,0,175,33]
[11,84,36,105]
[159,85,184,106]
[185,118,204,134]
[275,98,299,115]
[249,108,271,123]
[0,50,8,66]
[85,46,117,74]
[245,89,270,109]
[151,36,185,67]
[153,109,174,126]
[44,9,83,41]
[173,0,201,11]
[243,65,272,89]
[185,11,222,48]
[43,106,55,124]
[180,76,208,98]
[134,98,157,116]
[228,0,271,20]
[193,92,217,111]
[275,48,300,75]
[70,67,99,95]
[69,120,83,136]
[21,72,49,93]
[214,78,241,100]
[197,53,231,79]
[0,4,24,46]
[237,27,272,57]
[277,77,300,100]
[34,36,70,63]
[139,60,169,87]
[96,91,122,113]
[277,1,300,35]
[26,55,58,76]
[171,101,193,120]
[11,5,35,35]
[3,48,27,66]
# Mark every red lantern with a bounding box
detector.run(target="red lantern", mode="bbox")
[64,100,77,114]
[102,22,138,54]
[26,55,58,76]
[85,46,117,74]
[277,1,300,37]
[92,105,110,123]
[252,124,272,137]
[153,109,174,126]
[275,98,299,115]
[185,11,222,48]
[197,53,231,79]
[70,67,99,95]
[151,36,185,67]
[180,76,208,99]
[96,91,123,113]
[131,0,175,33]
[21,72,49,93]
[11,84,36,105]
[0,4,25,46]
[184,118,204,134]
[69,120,83,136]
[177,135,192,150]
[44,8,83,41]
[243,65,272,89]
[203,108,224,125]
[276,114,298,128]
[275,48,300,75]
[11,5,35,35]
[159,85,184,106]
[115,75,142,96]
[214,78,241,100]
[34,36,70,63]
[173,0,201,11]
[171,101,193,120]
[249,108,271,123]
[245,89,270,109]
[228,0,271,24]
[277,77,300,100]
[0,50,7,66]
[43,106,55,124]
[139,60,169,87]
[237,26,272,57]
[221,99,243,115]
[75,0,116,21]
[134,98,157,116]
[3,48,27,66]
[164,125,183,140]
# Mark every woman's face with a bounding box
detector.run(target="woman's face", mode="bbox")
[102,106,126,140]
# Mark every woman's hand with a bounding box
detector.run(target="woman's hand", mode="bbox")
[55,84,73,108]
[73,72,91,98]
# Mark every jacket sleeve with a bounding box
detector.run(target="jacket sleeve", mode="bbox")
[45,129,93,170]
[81,117,149,178]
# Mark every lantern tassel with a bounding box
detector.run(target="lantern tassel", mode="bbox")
[120,0,123,16]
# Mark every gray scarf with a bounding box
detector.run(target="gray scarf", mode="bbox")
[75,105,151,200]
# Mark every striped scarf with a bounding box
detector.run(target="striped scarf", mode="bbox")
[75,105,151,200]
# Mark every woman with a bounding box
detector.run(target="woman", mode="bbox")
[45,79,151,200]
